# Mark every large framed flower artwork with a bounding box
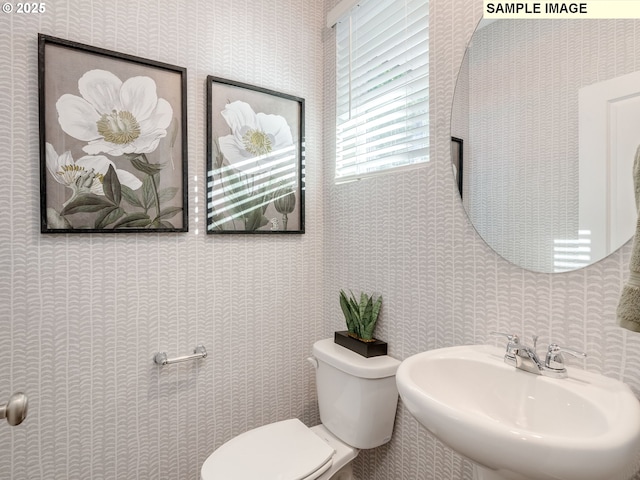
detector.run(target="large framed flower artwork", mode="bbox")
[206,76,305,233]
[38,34,188,233]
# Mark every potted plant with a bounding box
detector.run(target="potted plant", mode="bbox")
[335,290,388,357]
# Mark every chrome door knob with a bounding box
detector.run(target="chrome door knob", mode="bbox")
[1,392,28,426]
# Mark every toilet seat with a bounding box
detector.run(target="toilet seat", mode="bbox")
[201,419,335,480]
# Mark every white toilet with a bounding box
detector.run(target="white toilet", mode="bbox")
[200,337,401,480]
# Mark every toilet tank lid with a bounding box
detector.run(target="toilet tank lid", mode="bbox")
[312,338,400,379]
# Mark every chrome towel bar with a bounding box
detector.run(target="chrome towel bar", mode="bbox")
[154,345,207,366]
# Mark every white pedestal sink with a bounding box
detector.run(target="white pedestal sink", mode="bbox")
[396,344,640,480]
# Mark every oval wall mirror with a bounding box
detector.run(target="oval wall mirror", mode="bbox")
[451,19,640,273]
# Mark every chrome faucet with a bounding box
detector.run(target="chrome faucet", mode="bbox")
[491,332,587,378]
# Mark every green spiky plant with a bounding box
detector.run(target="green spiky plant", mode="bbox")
[339,290,383,342]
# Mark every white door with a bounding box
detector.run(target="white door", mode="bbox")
[579,71,640,263]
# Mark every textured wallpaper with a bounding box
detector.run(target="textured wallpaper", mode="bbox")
[0,1,324,479]
[2,0,640,480]
[323,1,640,480]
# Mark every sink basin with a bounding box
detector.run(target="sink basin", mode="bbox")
[396,344,640,480]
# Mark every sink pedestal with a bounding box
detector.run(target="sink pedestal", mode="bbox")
[473,465,503,480]
[473,464,527,480]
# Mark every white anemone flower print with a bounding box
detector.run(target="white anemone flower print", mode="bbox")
[206,78,304,233]
[46,142,142,204]
[218,100,294,173]
[56,69,173,156]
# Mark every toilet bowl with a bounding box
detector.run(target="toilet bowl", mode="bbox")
[201,419,358,480]
[200,338,401,480]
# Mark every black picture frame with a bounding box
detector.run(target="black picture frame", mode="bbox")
[451,136,464,197]
[206,76,305,234]
[38,34,188,233]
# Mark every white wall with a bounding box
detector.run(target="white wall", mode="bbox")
[0,1,325,478]
[323,0,640,479]
[3,0,640,479]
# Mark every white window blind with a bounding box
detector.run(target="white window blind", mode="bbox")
[334,0,429,182]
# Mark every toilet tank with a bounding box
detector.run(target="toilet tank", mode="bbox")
[311,338,401,450]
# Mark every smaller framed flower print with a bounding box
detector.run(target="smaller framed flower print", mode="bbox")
[206,76,305,234]
[38,34,188,233]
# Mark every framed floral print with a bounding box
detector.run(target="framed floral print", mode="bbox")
[206,76,305,233]
[38,34,188,233]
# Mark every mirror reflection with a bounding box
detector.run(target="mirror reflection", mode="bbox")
[452,19,640,273]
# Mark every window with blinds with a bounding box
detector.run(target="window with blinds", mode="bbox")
[334,0,429,182]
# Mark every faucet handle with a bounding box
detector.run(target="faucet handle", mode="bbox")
[490,332,520,366]
[544,343,587,376]
[490,331,520,344]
